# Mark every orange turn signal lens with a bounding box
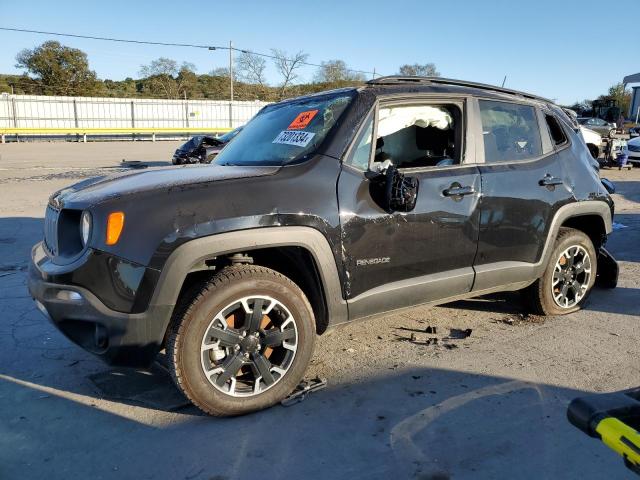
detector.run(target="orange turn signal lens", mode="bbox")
[106,212,125,246]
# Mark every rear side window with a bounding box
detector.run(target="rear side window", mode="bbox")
[479,100,542,163]
[545,114,568,146]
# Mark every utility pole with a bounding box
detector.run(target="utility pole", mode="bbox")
[229,40,234,128]
[372,68,376,80]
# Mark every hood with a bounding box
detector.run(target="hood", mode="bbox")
[52,164,280,209]
[628,136,640,147]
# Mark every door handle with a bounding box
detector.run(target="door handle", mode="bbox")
[443,185,475,197]
[539,174,564,187]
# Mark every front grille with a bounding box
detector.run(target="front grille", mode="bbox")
[628,144,640,153]
[44,205,59,256]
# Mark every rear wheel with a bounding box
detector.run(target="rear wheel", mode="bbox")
[525,227,597,315]
[167,265,315,416]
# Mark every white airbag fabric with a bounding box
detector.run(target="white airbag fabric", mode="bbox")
[377,106,453,138]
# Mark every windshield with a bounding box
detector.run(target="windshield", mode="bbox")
[218,127,243,143]
[214,92,354,166]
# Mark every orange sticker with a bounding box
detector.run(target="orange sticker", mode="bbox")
[288,110,318,130]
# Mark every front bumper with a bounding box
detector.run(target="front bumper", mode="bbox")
[28,243,172,367]
[628,150,640,163]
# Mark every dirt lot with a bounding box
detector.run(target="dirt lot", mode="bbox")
[1,141,639,479]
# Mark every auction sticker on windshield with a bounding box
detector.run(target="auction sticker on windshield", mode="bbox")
[273,130,316,147]
[288,110,318,130]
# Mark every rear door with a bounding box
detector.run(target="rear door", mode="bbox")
[472,98,574,291]
[337,97,482,318]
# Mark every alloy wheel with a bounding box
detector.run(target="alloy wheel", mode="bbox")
[200,295,298,397]
[551,245,592,308]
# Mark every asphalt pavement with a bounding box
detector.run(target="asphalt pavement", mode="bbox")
[0,141,638,479]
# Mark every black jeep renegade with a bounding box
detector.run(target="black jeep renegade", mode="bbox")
[29,77,618,416]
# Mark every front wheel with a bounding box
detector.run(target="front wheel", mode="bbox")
[167,265,315,416]
[525,227,597,315]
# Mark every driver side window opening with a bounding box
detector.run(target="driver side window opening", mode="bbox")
[374,104,463,170]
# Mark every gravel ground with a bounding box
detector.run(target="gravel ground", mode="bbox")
[0,141,638,480]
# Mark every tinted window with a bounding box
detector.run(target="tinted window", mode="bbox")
[479,100,542,162]
[545,114,568,146]
[347,116,374,171]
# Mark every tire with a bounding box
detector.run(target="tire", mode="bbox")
[609,129,616,138]
[167,265,315,416]
[587,144,599,159]
[172,157,181,165]
[525,227,597,316]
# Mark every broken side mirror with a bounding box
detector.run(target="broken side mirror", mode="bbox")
[366,160,419,213]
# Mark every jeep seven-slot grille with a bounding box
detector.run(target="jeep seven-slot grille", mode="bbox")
[44,205,59,256]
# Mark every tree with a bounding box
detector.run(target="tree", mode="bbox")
[237,52,267,87]
[15,41,99,95]
[606,83,631,117]
[139,58,196,98]
[271,49,308,99]
[398,63,440,77]
[314,59,365,83]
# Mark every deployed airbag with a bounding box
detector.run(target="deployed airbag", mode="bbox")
[377,106,453,138]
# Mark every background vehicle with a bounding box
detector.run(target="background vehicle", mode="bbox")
[629,126,640,138]
[29,77,617,416]
[628,136,640,164]
[580,126,603,159]
[577,117,617,137]
[171,127,243,165]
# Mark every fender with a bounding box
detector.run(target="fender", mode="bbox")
[473,200,613,291]
[146,226,348,336]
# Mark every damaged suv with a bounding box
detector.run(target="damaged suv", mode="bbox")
[29,77,618,416]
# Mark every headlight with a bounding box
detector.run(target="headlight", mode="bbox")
[80,211,92,247]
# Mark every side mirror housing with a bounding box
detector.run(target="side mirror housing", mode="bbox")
[366,161,418,213]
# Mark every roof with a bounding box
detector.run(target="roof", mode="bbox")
[623,73,640,85]
[365,76,554,104]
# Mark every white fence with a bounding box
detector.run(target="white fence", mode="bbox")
[0,93,268,130]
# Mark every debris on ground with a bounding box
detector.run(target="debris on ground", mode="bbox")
[449,328,473,339]
[425,325,437,334]
[498,313,546,326]
[281,377,327,407]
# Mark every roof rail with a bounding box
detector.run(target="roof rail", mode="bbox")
[366,76,552,103]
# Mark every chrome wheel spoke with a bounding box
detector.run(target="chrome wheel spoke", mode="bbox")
[204,326,242,348]
[552,271,564,285]
[215,352,244,387]
[263,328,296,347]
[252,353,275,386]
[246,299,265,333]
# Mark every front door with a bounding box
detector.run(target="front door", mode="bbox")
[337,99,482,319]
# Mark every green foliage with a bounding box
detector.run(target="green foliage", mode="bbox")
[315,60,365,83]
[15,41,100,95]
[604,83,631,116]
[398,63,440,77]
[2,41,433,103]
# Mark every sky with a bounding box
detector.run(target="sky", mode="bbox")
[0,0,636,105]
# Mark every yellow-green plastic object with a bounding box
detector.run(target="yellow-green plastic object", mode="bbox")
[595,417,640,470]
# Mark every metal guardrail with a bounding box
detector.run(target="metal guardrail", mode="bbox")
[0,127,232,143]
